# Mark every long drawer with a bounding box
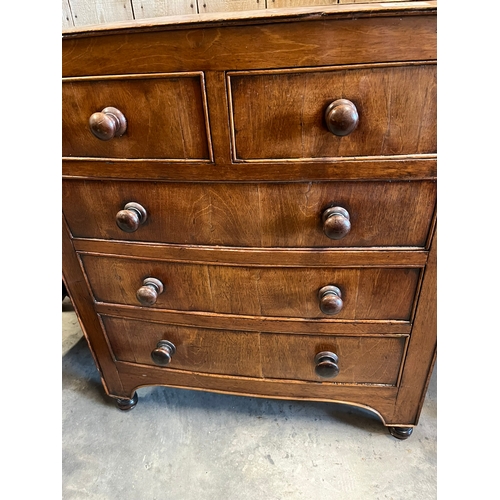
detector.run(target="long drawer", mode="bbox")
[101,316,406,386]
[81,254,421,320]
[64,180,436,248]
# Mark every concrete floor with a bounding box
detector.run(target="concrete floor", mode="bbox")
[62,297,437,500]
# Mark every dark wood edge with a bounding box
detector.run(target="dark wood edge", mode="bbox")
[204,71,233,165]
[62,156,437,182]
[408,267,426,324]
[414,347,437,422]
[226,60,437,77]
[62,2,437,39]
[425,204,437,250]
[63,71,206,82]
[395,335,411,388]
[114,360,399,424]
[62,154,436,163]
[232,156,437,165]
[62,215,124,396]
[116,360,399,388]
[63,158,214,165]
[199,71,215,163]
[392,228,437,424]
[73,239,429,267]
[95,302,412,335]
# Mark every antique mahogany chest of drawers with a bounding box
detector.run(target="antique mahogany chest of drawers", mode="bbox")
[62,1,437,439]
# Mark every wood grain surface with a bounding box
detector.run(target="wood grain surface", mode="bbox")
[392,229,437,424]
[95,301,413,335]
[62,15,436,76]
[62,156,436,181]
[73,239,429,268]
[101,315,262,376]
[115,360,400,423]
[260,333,406,385]
[101,314,406,385]
[62,74,211,160]
[63,179,436,247]
[80,254,421,320]
[229,63,436,159]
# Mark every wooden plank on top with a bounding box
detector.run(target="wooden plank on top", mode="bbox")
[68,0,134,27]
[199,0,265,13]
[132,0,198,19]
[62,0,74,28]
[270,1,338,8]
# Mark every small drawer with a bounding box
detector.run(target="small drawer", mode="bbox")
[228,63,436,160]
[81,254,421,321]
[261,333,406,386]
[101,316,262,377]
[62,73,211,160]
[63,179,436,248]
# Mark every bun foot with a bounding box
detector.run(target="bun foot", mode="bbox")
[115,392,138,411]
[388,426,413,440]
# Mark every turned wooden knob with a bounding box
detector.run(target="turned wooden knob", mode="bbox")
[89,106,127,141]
[116,202,148,233]
[314,351,340,379]
[136,277,164,306]
[151,340,176,366]
[322,206,351,240]
[325,99,359,136]
[318,285,343,315]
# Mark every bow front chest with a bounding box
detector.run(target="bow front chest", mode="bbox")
[62,1,437,439]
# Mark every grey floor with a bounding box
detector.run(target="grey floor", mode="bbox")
[62,297,437,500]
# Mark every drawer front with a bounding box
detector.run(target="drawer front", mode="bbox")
[261,333,406,385]
[62,73,211,160]
[101,315,405,385]
[63,180,436,248]
[229,63,436,160]
[82,255,420,320]
[101,316,261,377]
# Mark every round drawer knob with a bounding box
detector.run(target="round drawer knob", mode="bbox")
[314,351,340,379]
[116,202,148,233]
[318,285,343,315]
[322,206,351,240]
[325,99,359,136]
[136,278,164,307]
[89,106,127,141]
[151,340,176,366]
